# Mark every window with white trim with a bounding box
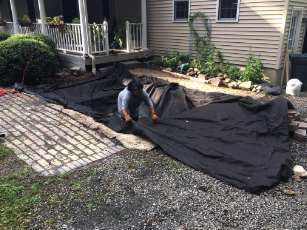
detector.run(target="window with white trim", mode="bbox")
[216,0,240,22]
[173,0,190,22]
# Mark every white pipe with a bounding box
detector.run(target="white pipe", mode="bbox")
[141,0,148,50]
[38,0,47,35]
[9,0,19,34]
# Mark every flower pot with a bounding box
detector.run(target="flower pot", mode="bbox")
[20,22,32,27]
[111,42,120,49]
[49,24,64,29]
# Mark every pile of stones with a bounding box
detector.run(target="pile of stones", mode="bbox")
[288,109,307,141]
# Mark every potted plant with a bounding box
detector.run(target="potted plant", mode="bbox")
[45,15,64,29]
[0,18,6,26]
[17,15,31,27]
[113,22,126,48]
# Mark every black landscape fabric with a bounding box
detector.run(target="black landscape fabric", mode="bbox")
[16,63,292,193]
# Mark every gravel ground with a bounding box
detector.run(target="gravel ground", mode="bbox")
[22,90,307,230]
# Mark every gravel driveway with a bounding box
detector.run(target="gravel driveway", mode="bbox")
[2,68,307,229]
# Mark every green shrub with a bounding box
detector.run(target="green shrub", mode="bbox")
[9,33,58,53]
[228,65,242,81]
[164,56,180,68]
[0,37,60,85]
[0,33,11,42]
[240,55,263,83]
[179,53,189,62]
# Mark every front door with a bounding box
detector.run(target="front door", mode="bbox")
[288,8,304,54]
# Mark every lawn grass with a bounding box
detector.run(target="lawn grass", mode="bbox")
[0,142,42,228]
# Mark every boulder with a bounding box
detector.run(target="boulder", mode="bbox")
[71,66,82,77]
[289,121,299,132]
[198,74,207,80]
[256,86,262,90]
[239,81,252,90]
[237,80,242,85]
[165,68,173,72]
[293,165,307,177]
[225,78,231,83]
[252,88,256,92]
[298,122,307,130]
[210,78,221,87]
[293,129,306,141]
[223,73,228,78]
[194,68,199,72]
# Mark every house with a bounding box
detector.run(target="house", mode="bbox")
[0,0,306,86]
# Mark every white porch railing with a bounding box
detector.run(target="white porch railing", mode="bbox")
[126,21,143,53]
[2,22,109,55]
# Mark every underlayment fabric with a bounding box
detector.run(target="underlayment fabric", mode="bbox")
[16,63,293,194]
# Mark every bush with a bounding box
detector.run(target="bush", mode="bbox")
[228,65,242,81]
[0,37,60,85]
[9,33,58,53]
[240,55,263,83]
[0,33,11,42]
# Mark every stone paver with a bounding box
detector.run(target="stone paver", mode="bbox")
[0,93,124,176]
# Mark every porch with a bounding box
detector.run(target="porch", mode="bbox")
[1,0,153,71]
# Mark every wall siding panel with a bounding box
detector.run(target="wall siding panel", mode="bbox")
[147,0,286,69]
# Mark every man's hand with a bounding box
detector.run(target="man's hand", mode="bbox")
[125,114,131,123]
[152,113,158,122]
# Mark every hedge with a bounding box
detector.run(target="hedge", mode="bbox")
[0,37,60,85]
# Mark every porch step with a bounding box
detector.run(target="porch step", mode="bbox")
[120,60,142,70]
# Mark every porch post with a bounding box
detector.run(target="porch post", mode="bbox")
[126,21,131,53]
[38,0,47,35]
[141,0,148,50]
[9,0,19,34]
[78,0,89,56]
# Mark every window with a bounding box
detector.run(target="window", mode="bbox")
[173,0,190,22]
[216,0,240,22]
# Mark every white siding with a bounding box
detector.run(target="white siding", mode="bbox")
[279,0,307,67]
[147,0,286,69]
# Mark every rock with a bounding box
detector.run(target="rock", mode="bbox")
[239,81,252,90]
[218,73,223,77]
[237,80,242,85]
[252,88,256,92]
[256,86,262,90]
[256,90,260,93]
[288,109,297,116]
[217,76,225,80]
[71,66,81,77]
[254,85,258,88]
[198,74,207,80]
[210,78,221,87]
[289,121,299,132]
[204,80,210,84]
[288,115,295,124]
[283,190,295,195]
[223,73,228,78]
[225,78,231,83]
[293,165,307,177]
[188,68,193,71]
[298,122,307,130]
[227,83,233,88]
[194,68,199,72]
[231,81,238,89]
[295,112,301,120]
[293,129,306,141]
[292,174,301,181]
[188,71,195,76]
[165,68,172,72]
